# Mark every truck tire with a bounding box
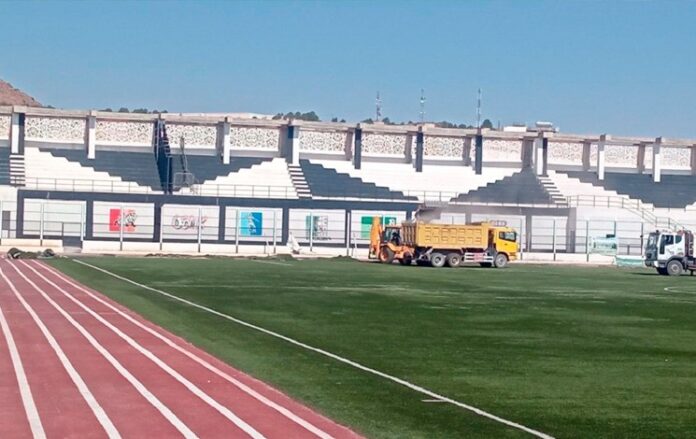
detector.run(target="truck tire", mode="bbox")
[446,253,461,267]
[656,267,667,275]
[430,252,446,268]
[493,253,509,268]
[666,259,684,276]
[379,247,395,264]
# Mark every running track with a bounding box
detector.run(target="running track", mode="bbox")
[0,258,361,438]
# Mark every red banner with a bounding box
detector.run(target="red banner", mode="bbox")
[109,208,137,233]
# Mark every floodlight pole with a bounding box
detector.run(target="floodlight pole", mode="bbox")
[309,213,314,252]
[272,210,277,254]
[235,209,240,254]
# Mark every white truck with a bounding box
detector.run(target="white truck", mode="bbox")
[644,230,696,275]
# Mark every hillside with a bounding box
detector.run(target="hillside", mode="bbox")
[0,79,42,107]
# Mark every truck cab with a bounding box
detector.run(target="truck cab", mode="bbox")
[645,230,695,275]
[490,227,518,261]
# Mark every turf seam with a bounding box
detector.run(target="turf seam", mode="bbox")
[72,258,555,439]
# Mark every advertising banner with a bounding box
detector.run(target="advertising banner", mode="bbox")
[109,208,137,233]
[240,211,263,236]
[306,215,329,240]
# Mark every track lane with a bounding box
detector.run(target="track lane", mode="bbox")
[0,294,39,438]
[31,261,360,439]
[11,262,264,439]
[0,263,108,438]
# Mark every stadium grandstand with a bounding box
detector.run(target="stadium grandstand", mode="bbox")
[1,104,695,256]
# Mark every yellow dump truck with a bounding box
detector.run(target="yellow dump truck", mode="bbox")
[372,220,518,268]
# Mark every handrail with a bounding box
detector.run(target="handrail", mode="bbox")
[566,195,685,231]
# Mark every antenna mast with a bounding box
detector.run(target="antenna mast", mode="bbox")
[375,91,382,122]
[476,88,482,130]
[419,88,426,123]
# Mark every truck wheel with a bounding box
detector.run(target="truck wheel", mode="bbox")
[666,260,684,276]
[493,253,509,268]
[399,254,413,266]
[656,267,668,275]
[430,253,446,268]
[446,253,461,267]
[379,247,395,264]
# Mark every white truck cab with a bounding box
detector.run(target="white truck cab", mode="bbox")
[644,230,695,275]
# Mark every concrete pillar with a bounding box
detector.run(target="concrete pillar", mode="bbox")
[566,208,577,253]
[637,144,646,174]
[474,134,483,174]
[690,145,696,176]
[86,114,96,159]
[521,139,533,169]
[463,137,472,166]
[219,119,231,164]
[652,137,662,182]
[217,205,227,242]
[10,112,21,154]
[581,141,591,171]
[152,202,162,243]
[414,129,424,173]
[525,214,533,252]
[285,124,300,165]
[533,134,545,175]
[353,128,362,170]
[597,134,609,180]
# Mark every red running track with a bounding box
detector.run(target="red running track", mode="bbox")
[0,258,362,439]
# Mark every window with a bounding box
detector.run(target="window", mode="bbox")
[499,231,517,242]
[659,234,674,253]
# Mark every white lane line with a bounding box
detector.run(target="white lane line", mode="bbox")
[0,272,47,439]
[72,258,555,439]
[0,267,119,439]
[34,262,333,439]
[4,263,197,439]
[18,261,265,439]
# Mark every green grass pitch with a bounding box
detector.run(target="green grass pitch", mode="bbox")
[48,257,696,438]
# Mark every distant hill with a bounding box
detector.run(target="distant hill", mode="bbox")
[0,79,42,107]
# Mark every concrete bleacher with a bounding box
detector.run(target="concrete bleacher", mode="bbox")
[0,147,9,185]
[561,171,696,209]
[24,147,162,193]
[300,159,416,200]
[452,169,555,205]
[192,158,297,198]
[183,156,269,183]
[313,160,516,201]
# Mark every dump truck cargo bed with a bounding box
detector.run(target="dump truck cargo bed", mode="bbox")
[402,222,490,250]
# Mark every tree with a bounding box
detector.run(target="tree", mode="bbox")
[132,108,148,114]
[330,117,338,123]
[361,118,374,124]
[118,107,129,113]
[481,119,494,129]
[340,119,346,123]
[100,108,113,112]
[272,113,283,120]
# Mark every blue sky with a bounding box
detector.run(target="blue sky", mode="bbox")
[1,0,695,137]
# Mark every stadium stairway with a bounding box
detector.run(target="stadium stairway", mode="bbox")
[287,164,312,198]
[451,168,558,205]
[9,154,25,186]
[189,158,298,198]
[299,159,417,200]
